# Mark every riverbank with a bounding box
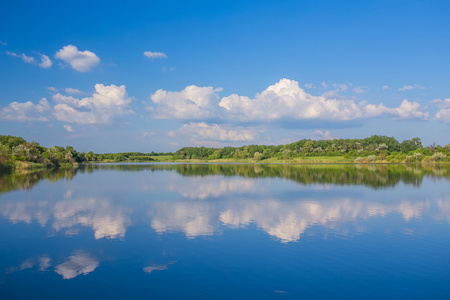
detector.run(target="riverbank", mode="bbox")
[88,155,449,165]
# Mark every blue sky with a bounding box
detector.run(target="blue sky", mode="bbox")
[0,0,449,152]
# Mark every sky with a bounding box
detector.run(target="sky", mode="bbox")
[0,0,449,153]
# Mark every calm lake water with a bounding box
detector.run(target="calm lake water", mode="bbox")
[0,163,449,299]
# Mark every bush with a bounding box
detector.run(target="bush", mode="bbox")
[432,152,446,161]
[253,152,263,161]
[413,152,423,162]
[368,155,377,162]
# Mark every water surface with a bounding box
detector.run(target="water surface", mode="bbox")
[0,164,449,299]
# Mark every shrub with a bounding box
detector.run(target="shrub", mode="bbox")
[253,152,263,161]
[432,152,446,161]
[368,155,377,162]
[413,152,423,162]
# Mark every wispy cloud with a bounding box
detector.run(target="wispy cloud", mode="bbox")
[64,88,84,95]
[398,84,425,91]
[64,125,75,132]
[383,85,390,91]
[176,122,260,142]
[144,51,167,59]
[0,40,7,46]
[6,51,35,64]
[353,86,367,94]
[6,51,52,68]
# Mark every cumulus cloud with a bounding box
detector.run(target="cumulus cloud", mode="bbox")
[398,84,425,91]
[53,84,133,124]
[55,45,100,72]
[149,85,222,120]
[390,99,429,120]
[219,79,428,122]
[430,99,450,123]
[144,51,167,59]
[6,51,35,64]
[435,109,450,123]
[430,98,450,120]
[149,79,429,125]
[0,98,50,121]
[38,54,52,68]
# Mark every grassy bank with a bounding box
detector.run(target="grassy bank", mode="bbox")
[148,155,448,164]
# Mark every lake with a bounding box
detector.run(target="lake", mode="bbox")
[0,163,449,299]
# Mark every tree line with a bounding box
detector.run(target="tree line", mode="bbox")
[1,134,448,173]
[174,135,448,163]
[0,134,169,172]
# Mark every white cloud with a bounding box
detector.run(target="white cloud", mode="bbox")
[55,45,100,72]
[64,125,75,132]
[0,98,50,122]
[142,131,156,137]
[55,252,99,279]
[383,85,390,91]
[143,264,172,274]
[149,85,222,120]
[6,51,51,68]
[39,256,51,271]
[398,84,425,91]
[332,83,348,91]
[0,40,7,46]
[219,79,428,122]
[353,86,367,94]
[391,99,429,120]
[430,98,450,109]
[53,84,133,124]
[6,51,35,64]
[431,99,450,123]
[64,88,84,95]
[144,51,167,59]
[304,83,315,89]
[52,197,130,239]
[38,54,52,68]
[177,122,259,142]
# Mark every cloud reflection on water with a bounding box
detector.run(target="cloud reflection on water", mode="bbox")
[0,174,448,243]
[54,251,99,279]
